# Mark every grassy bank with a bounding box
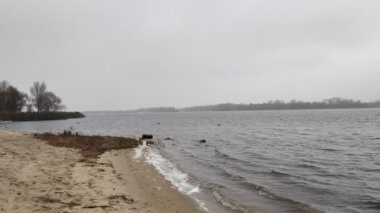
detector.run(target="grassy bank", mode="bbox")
[35,132,139,158]
[0,111,85,121]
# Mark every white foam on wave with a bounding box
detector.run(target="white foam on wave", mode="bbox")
[145,150,199,195]
[135,143,208,212]
[212,189,244,212]
[134,140,147,159]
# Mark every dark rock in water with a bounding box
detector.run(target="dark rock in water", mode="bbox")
[199,139,207,143]
[163,137,172,141]
[156,122,161,125]
[141,134,153,140]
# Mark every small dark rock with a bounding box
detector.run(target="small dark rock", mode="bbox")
[163,137,172,140]
[141,134,153,140]
[199,139,207,143]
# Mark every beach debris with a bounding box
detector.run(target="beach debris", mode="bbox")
[199,139,207,143]
[108,194,134,204]
[62,129,72,136]
[38,196,81,207]
[82,203,109,209]
[62,128,79,136]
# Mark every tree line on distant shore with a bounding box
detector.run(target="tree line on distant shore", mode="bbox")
[133,107,177,113]
[182,98,380,111]
[134,98,380,112]
[0,81,84,121]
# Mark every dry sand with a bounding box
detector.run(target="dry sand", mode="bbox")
[0,130,202,213]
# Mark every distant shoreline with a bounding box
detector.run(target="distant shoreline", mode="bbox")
[128,106,380,113]
[131,98,380,113]
[0,111,85,122]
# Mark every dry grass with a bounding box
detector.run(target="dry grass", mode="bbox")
[35,132,139,158]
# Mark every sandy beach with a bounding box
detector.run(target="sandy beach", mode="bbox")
[0,130,201,213]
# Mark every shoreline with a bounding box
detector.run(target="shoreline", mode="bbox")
[0,130,202,212]
[0,111,85,122]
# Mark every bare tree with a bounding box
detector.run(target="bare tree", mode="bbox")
[30,81,47,112]
[41,92,65,112]
[29,82,64,112]
[0,81,9,111]
[24,95,33,112]
[0,81,9,92]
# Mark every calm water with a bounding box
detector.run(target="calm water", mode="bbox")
[1,109,380,212]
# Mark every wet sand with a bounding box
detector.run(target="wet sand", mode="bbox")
[0,130,201,213]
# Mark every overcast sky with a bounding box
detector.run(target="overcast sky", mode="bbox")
[1,0,379,111]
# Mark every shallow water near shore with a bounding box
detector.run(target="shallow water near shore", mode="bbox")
[2,109,380,212]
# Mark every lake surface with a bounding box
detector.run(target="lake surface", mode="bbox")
[1,109,380,212]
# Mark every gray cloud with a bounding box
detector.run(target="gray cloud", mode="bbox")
[1,0,379,110]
